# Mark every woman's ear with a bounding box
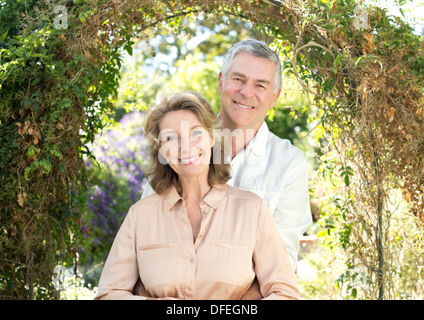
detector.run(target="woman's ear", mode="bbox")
[210,135,216,148]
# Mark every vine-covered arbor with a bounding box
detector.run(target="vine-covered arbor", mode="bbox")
[1,0,423,299]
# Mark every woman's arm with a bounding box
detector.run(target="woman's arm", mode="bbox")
[253,200,301,300]
[94,207,148,300]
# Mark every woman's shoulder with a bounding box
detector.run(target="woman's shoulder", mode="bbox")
[130,192,164,213]
[225,184,265,205]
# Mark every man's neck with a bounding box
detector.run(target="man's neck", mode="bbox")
[218,114,262,159]
[229,127,255,159]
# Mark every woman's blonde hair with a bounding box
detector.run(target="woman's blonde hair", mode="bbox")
[144,91,231,195]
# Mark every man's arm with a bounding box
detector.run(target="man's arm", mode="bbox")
[241,156,311,299]
[273,153,312,270]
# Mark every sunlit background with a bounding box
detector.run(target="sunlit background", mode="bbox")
[57,0,424,299]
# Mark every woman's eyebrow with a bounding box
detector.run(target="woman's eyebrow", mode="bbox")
[190,125,204,130]
[160,126,203,134]
[160,129,176,134]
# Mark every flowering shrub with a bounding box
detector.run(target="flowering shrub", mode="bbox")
[79,111,148,285]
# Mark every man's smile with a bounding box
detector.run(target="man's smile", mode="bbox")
[233,100,254,109]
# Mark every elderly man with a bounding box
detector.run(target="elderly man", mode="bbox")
[216,39,312,269]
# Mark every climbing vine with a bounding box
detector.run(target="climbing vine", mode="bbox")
[1,0,423,299]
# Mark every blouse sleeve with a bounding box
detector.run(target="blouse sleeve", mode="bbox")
[253,199,301,300]
[94,206,147,300]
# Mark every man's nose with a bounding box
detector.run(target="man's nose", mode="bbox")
[239,82,254,98]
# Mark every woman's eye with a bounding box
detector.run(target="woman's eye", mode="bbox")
[162,135,177,142]
[192,130,203,136]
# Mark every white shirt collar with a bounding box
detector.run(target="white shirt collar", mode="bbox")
[246,121,269,157]
[217,113,269,159]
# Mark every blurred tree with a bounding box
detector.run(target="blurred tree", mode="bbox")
[80,12,313,287]
[113,12,310,145]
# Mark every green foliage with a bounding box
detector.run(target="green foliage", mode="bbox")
[0,0,121,299]
[79,111,148,286]
[1,0,423,300]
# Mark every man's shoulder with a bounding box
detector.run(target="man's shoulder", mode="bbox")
[265,130,306,162]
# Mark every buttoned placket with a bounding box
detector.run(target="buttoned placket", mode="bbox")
[173,198,215,299]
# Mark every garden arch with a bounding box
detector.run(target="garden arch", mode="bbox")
[1,0,423,299]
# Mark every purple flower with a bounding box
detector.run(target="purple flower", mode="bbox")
[80,110,148,265]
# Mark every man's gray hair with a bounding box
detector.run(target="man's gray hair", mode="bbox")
[220,39,282,93]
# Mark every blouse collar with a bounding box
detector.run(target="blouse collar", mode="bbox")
[164,183,228,212]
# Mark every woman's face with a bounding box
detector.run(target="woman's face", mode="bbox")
[158,110,214,179]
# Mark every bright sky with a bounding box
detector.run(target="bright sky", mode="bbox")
[367,0,424,33]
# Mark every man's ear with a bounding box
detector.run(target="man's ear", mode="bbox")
[218,72,223,94]
[270,88,282,108]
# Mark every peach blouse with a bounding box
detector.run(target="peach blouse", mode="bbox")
[94,184,300,300]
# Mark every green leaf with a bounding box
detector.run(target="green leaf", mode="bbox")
[355,56,363,66]
[344,174,350,187]
[31,77,41,86]
[125,44,133,56]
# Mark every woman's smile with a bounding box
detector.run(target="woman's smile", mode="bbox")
[179,153,202,165]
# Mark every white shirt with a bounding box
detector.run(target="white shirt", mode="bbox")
[141,121,312,269]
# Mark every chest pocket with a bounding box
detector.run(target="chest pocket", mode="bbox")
[198,241,254,286]
[138,243,179,289]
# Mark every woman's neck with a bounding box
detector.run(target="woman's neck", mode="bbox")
[179,175,211,203]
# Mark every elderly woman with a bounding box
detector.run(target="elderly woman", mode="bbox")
[94,91,300,300]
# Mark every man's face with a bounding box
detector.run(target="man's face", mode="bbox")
[218,51,281,132]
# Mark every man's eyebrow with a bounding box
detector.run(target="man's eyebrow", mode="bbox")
[230,71,271,84]
[231,71,247,78]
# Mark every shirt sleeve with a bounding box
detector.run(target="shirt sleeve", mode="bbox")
[254,199,301,300]
[273,152,312,270]
[94,207,148,300]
